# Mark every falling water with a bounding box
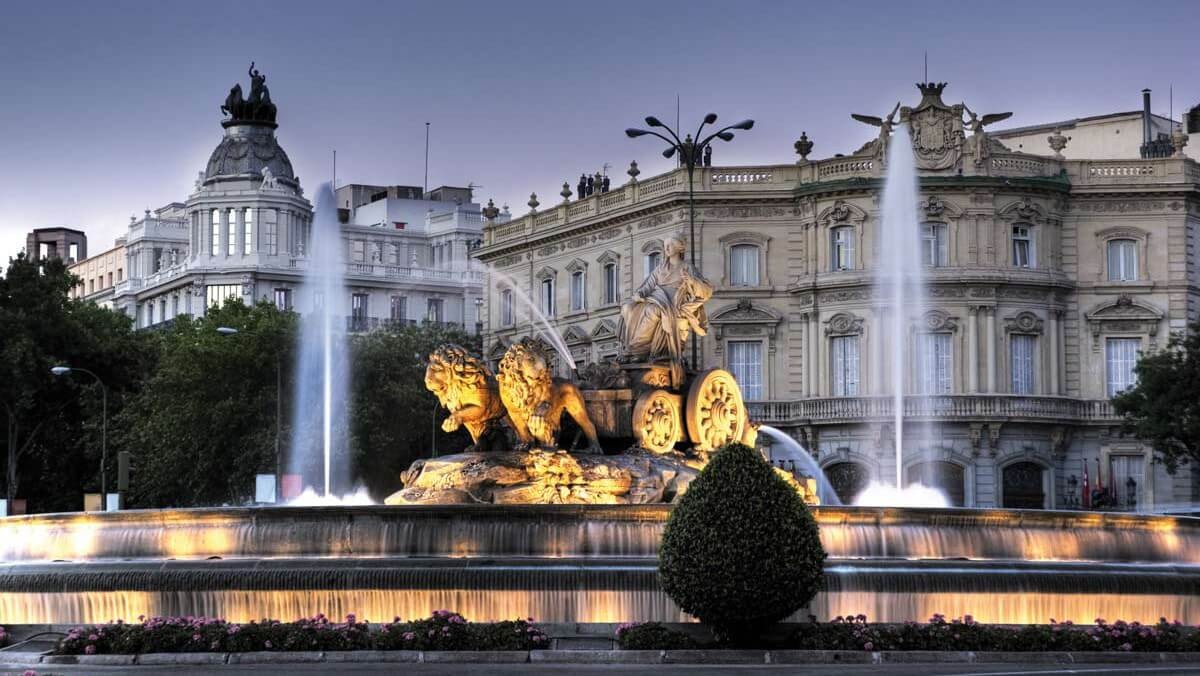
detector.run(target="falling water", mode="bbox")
[479,262,576,370]
[289,183,350,497]
[759,425,841,506]
[854,126,947,507]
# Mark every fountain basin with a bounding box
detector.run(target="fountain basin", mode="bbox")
[1,505,1197,624]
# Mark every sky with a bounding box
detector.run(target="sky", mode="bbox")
[1,0,1197,261]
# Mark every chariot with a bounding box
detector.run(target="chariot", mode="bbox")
[579,362,755,455]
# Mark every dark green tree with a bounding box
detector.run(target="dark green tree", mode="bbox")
[348,323,476,499]
[0,254,150,511]
[115,300,295,507]
[659,442,826,644]
[1112,326,1200,473]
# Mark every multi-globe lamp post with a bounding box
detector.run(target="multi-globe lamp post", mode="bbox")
[625,113,753,368]
[49,365,109,507]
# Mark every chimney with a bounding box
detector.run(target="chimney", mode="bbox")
[1142,89,1152,145]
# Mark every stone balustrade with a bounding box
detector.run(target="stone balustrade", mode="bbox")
[746,395,1119,425]
[281,259,482,283]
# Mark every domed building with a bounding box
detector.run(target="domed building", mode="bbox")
[476,82,1200,512]
[76,65,487,334]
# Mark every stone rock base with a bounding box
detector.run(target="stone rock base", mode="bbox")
[387,449,706,505]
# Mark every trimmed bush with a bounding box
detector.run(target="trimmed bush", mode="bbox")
[616,622,696,650]
[659,442,825,643]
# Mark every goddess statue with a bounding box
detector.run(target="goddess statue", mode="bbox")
[618,233,712,384]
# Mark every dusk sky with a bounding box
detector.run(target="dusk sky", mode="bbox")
[1,0,1196,261]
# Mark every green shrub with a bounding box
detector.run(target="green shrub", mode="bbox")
[659,442,826,644]
[615,622,697,650]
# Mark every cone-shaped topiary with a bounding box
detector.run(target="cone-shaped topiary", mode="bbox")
[659,442,825,644]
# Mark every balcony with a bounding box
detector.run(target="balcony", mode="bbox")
[345,317,467,333]
[746,395,1119,426]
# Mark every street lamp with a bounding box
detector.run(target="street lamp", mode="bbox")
[50,366,108,499]
[625,113,754,368]
[473,297,484,337]
[217,326,283,500]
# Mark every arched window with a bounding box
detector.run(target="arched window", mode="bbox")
[645,250,662,278]
[921,223,948,267]
[831,226,854,271]
[729,244,760,286]
[826,461,869,504]
[907,461,965,506]
[1107,239,1138,281]
[540,277,555,316]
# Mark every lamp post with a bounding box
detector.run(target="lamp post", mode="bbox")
[50,366,108,499]
[625,113,754,368]
[473,297,484,337]
[217,326,283,500]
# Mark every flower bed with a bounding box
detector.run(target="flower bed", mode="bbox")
[617,615,1200,652]
[56,611,546,655]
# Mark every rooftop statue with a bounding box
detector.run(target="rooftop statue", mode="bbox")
[618,233,713,387]
[851,102,901,160]
[220,62,278,126]
[961,103,1013,167]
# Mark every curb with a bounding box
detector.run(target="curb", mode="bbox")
[7,648,1200,667]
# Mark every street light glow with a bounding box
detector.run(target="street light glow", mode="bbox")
[216,326,239,335]
[50,366,71,376]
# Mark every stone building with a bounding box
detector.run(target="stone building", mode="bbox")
[474,82,1200,512]
[26,227,86,263]
[66,67,486,332]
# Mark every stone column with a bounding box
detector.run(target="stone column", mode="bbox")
[968,306,979,393]
[869,309,883,395]
[985,307,997,392]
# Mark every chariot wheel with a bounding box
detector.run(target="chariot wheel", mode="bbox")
[632,389,682,454]
[685,369,747,452]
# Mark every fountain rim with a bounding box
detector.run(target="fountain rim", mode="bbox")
[3,504,1198,531]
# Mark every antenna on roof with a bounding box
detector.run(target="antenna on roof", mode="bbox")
[332,149,337,189]
[924,51,928,83]
[424,122,431,196]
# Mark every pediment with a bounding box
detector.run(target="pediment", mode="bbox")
[710,298,781,324]
[562,325,591,345]
[590,318,618,340]
[817,199,868,225]
[1086,295,1163,321]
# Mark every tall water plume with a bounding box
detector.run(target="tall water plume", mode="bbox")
[288,182,350,496]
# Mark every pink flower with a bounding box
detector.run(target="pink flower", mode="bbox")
[403,632,415,641]
[23,670,38,676]
[87,634,98,642]
[84,645,96,655]
[264,640,273,649]
[863,642,874,651]
[1120,643,1133,651]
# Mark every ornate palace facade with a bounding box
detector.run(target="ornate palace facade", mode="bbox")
[475,82,1200,511]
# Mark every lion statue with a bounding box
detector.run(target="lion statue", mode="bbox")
[496,338,602,454]
[424,344,510,452]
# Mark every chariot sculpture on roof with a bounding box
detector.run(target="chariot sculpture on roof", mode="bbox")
[220,62,278,126]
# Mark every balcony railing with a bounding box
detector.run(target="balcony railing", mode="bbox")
[345,317,467,333]
[746,395,1119,425]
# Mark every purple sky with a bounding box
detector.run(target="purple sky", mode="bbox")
[1,0,1197,261]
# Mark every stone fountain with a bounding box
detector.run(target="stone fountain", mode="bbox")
[390,232,814,506]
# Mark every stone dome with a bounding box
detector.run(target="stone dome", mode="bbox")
[203,123,296,186]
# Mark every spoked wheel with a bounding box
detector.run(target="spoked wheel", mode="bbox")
[632,389,682,454]
[685,369,747,452]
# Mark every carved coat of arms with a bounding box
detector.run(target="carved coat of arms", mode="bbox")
[900,83,964,171]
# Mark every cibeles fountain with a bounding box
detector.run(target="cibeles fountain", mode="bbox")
[1,79,1200,628]
[392,231,791,507]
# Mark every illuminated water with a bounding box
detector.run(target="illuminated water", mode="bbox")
[289,183,350,497]
[479,262,576,371]
[759,425,841,506]
[1,505,1197,625]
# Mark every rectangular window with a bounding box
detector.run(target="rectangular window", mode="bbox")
[918,333,953,394]
[243,208,254,254]
[728,340,763,400]
[273,288,292,311]
[1012,225,1033,268]
[227,209,236,256]
[921,223,948,267]
[107,272,113,288]
[427,298,444,323]
[210,209,221,256]
[1109,454,1146,510]
[351,293,369,331]
[570,271,585,312]
[603,263,619,304]
[1010,334,1036,394]
[390,295,407,322]
[1107,239,1139,281]
[645,251,661,278]
[729,244,760,286]
[540,278,555,316]
[501,289,514,326]
[831,227,854,271]
[117,268,123,282]
[206,284,241,308]
[264,210,278,255]
[152,247,163,272]
[351,240,366,263]
[89,279,95,293]
[1106,337,1140,397]
[831,335,860,396]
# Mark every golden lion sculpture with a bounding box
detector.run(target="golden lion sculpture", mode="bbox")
[424,344,510,452]
[496,338,602,453]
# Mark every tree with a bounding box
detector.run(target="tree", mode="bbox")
[348,324,475,499]
[0,253,150,511]
[115,300,295,507]
[1112,326,1200,473]
[658,442,826,644]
